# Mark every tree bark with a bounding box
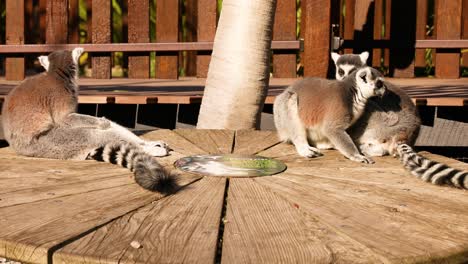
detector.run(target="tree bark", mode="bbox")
[196,0,277,129]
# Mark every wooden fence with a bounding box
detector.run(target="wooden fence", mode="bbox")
[0,0,467,81]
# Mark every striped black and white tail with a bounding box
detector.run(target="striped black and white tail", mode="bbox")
[396,144,467,189]
[87,142,178,193]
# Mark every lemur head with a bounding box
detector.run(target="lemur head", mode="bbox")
[353,67,386,98]
[331,51,369,80]
[38,47,83,73]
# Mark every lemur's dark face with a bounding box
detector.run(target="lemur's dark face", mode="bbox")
[38,48,83,73]
[331,51,369,80]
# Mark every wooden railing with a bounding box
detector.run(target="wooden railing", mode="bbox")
[0,0,467,81]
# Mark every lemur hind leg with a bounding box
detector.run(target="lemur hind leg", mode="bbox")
[323,126,374,164]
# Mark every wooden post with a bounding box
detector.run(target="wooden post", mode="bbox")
[196,0,216,78]
[301,0,331,77]
[128,0,150,78]
[415,0,428,67]
[156,0,179,79]
[273,0,296,78]
[46,0,68,44]
[92,0,112,79]
[5,0,25,81]
[435,0,462,78]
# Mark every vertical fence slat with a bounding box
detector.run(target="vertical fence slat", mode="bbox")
[68,0,79,43]
[273,0,296,78]
[435,0,462,78]
[39,0,46,43]
[415,0,427,67]
[185,0,197,76]
[353,0,373,59]
[462,0,468,67]
[46,0,68,44]
[301,0,331,77]
[372,0,383,67]
[5,0,25,80]
[196,0,216,78]
[389,0,415,77]
[343,0,355,54]
[92,0,112,79]
[156,0,179,79]
[128,0,150,78]
[383,0,391,68]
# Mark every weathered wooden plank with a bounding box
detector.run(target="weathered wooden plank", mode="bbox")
[415,0,428,67]
[92,0,112,79]
[5,0,25,81]
[54,177,225,264]
[156,0,179,79]
[301,0,331,77]
[272,0,296,78]
[175,129,235,154]
[233,130,281,155]
[141,129,206,156]
[436,0,462,78]
[128,0,150,78]
[196,0,216,78]
[254,172,468,263]
[222,178,338,263]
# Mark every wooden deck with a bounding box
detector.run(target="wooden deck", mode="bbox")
[0,129,467,264]
[0,77,467,106]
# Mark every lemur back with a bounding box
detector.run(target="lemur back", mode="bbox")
[274,67,386,163]
[332,52,421,156]
[2,48,177,193]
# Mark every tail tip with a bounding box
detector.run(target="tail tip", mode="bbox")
[134,165,180,194]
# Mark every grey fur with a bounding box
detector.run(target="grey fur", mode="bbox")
[332,52,421,156]
[273,67,385,163]
[2,48,177,193]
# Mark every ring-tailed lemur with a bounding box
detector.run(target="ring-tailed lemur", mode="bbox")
[396,144,467,189]
[2,48,177,193]
[331,52,421,157]
[273,67,386,163]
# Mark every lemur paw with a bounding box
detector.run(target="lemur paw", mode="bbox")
[297,145,322,158]
[142,140,172,157]
[350,154,375,164]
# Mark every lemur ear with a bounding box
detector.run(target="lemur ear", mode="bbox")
[38,56,50,71]
[331,52,340,64]
[72,47,84,64]
[359,51,369,64]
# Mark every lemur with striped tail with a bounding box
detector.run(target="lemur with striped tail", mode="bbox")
[2,48,178,193]
[273,66,386,163]
[331,51,421,157]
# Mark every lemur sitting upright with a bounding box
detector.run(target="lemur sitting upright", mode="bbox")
[331,51,421,157]
[2,48,177,193]
[273,66,386,163]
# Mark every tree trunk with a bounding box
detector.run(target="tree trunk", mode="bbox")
[196,0,277,129]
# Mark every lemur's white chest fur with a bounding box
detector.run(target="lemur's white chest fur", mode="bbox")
[273,67,385,163]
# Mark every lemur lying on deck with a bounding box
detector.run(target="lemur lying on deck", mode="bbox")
[1,48,178,193]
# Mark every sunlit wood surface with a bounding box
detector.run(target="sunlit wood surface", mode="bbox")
[0,129,467,264]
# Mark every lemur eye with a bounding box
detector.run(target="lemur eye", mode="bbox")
[349,68,356,74]
[381,139,387,143]
[338,68,345,76]
[359,71,367,83]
